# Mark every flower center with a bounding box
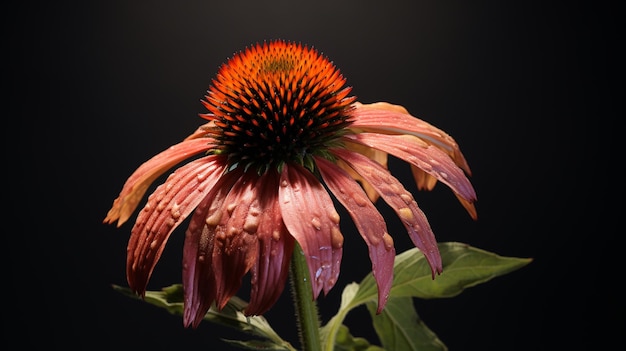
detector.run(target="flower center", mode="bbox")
[201,40,356,174]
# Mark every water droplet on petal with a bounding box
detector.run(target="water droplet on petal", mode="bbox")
[272,230,281,241]
[331,227,343,249]
[390,184,402,195]
[155,192,165,204]
[170,203,181,220]
[369,233,380,246]
[156,201,166,212]
[328,210,340,224]
[382,233,394,251]
[206,212,221,226]
[315,267,323,280]
[353,194,369,207]
[400,193,413,205]
[398,207,414,221]
[311,217,321,230]
[226,203,237,215]
[228,226,239,237]
[243,214,260,234]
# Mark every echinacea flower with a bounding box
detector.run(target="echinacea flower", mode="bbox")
[104,39,477,328]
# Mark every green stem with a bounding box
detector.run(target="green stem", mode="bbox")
[290,242,322,351]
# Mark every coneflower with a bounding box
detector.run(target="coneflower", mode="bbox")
[104,39,477,329]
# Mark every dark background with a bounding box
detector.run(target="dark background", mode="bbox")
[10,0,622,350]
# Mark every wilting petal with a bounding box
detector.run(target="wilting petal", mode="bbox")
[210,172,263,310]
[182,167,242,328]
[316,156,395,313]
[332,148,442,278]
[104,138,215,227]
[182,210,216,329]
[349,102,471,175]
[339,141,388,203]
[126,155,226,296]
[279,163,344,298]
[246,172,295,316]
[345,133,477,216]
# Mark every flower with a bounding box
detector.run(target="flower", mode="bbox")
[104,39,477,328]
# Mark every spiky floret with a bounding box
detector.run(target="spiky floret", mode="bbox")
[201,40,356,174]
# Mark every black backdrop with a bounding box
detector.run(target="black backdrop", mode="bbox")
[10,1,622,350]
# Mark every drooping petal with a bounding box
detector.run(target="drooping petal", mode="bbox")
[332,148,443,278]
[316,156,395,313]
[349,102,471,175]
[182,203,216,328]
[246,171,295,316]
[182,167,243,328]
[210,172,264,310]
[278,163,344,298]
[345,133,477,218]
[125,155,226,296]
[338,141,388,203]
[104,138,215,227]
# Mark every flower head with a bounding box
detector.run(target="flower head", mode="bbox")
[104,40,476,328]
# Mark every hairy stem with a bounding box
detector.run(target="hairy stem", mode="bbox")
[289,242,322,351]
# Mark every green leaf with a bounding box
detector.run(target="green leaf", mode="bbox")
[334,324,386,351]
[320,242,532,351]
[357,242,533,302]
[320,283,362,351]
[365,297,446,351]
[112,284,296,351]
[222,338,297,350]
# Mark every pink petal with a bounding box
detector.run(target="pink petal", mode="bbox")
[182,167,243,328]
[338,141,388,203]
[345,133,477,205]
[182,197,217,328]
[332,148,443,278]
[246,171,295,316]
[278,163,344,298]
[350,102,471,176]
[104,138,215,227]
[126,155,226,296]
[316,156,395,313]
[210,172,264,310]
